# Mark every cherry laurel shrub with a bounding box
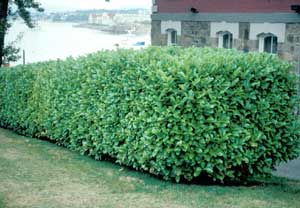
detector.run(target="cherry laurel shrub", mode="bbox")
[0,47,299,182]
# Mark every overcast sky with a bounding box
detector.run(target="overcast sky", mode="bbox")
[37,0,152,12]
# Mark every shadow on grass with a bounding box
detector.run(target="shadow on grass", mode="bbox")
[0,195,6,208]
[1,126,299,190]
[95,156,300,190]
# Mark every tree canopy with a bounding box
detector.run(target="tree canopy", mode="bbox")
[0,0,43,67]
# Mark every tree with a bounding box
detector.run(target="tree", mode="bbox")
[0,0,43,67]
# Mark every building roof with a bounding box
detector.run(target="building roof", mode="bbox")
[152,12,300,23]
[156,0,300,13]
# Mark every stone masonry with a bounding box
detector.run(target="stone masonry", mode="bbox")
[151,20,300,61]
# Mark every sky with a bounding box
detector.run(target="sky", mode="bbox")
[36,0,152,12]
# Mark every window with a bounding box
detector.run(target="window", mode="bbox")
[258,33,278,54]
[217,31,233,49]
[223,33,233,49]
[167,29,177,46]
[244,29,249,40]
[264,36,278,54]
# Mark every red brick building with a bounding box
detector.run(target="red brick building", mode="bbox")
[151,0,300,60]
[156,0,298,13]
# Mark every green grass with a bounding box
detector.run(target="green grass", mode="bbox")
[0,128,299,208]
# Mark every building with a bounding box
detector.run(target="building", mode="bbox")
[88,13,116,26]
[89,13,101,24]
[89,13,150,26]
[114,13,150,24]
[151,0,300,61]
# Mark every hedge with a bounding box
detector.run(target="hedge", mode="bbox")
[0,47,299,182]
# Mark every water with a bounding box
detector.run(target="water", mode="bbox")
[6,21,150,66]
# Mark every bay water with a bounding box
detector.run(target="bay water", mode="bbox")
[6,21,150,66]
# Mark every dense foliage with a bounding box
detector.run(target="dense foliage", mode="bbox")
[0,47,299,182]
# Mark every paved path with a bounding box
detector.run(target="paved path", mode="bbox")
[275,158,300,180]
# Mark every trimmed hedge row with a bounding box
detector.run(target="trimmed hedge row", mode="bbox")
[0,47,299,182]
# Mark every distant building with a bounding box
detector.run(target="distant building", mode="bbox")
[151,0,300,61]
[88,13,115,26]
[114,14,150,24]
[89,13,150,26]
[88,14,100,24]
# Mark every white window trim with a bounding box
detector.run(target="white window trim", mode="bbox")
[217,31,233,49]
[161,21,181,36]
[258,33,278,53]
[210,22,239,39]
[250,23,285,42]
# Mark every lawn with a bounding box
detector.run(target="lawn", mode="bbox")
[0,128,299,208]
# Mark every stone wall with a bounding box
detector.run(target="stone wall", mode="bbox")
[237,22,251,51]
[282,24,300,98]
[180,21,211,47]
[151,20,259,51]
[151,20,166,46]
[281,23,300,61]
[151,20,300,61]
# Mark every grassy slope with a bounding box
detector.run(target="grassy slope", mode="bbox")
[0,128,299,208]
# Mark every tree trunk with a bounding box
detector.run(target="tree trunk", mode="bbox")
[0,0,9,67]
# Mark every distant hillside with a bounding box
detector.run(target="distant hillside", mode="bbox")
[35,9,150,23]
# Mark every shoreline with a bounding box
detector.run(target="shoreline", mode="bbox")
[73,23,150,35]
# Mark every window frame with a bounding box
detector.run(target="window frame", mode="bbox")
[258,33,278,54]
[217,31,233,49]
[166,29,178,46]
